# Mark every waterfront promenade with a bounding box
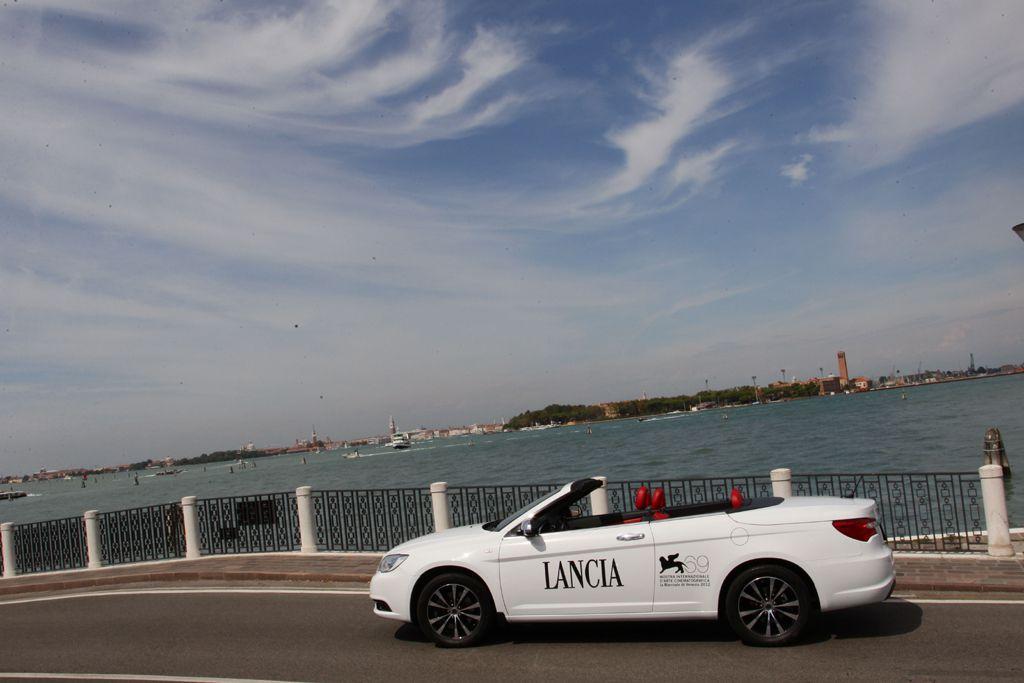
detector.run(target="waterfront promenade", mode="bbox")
[2,478,1022,681]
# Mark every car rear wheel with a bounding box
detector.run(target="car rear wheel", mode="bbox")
[725,564,813,646]
[415,572,495,648]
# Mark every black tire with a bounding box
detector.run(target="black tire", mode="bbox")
[724,564,814,646]
[415,572,495,648]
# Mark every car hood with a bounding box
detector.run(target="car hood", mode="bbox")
[387,523,493,553]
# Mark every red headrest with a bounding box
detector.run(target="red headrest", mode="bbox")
[730,487,744,509]
[651,487,665,511]
[634,486,649,510]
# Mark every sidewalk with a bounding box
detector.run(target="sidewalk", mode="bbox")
[2,551,1023,599]
[0,554,380,597]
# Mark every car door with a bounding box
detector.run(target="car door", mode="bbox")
[649,512,737,614]
[498,522,655,617]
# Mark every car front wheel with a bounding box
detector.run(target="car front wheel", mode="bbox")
[415,572,495,648]
[724,564,814,646]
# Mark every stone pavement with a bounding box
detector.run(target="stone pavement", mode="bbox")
[895,554,1024,593]
[0,553,380,597]
[2,551,1023,599]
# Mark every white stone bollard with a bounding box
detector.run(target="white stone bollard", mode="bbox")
[84,510,102,569]
[979,464,1013,557]
[296,486,318,554]
[770,468,793,498]
[1,522,16,577]
[590,476,609,515]
[430,481,451,533]
[181,496,201,560]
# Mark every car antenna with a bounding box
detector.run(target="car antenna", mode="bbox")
[842,475,864,499]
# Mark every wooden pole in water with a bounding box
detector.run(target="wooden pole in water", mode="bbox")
[983,427,1011,477]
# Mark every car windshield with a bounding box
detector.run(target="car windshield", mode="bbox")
[485,488,564,532]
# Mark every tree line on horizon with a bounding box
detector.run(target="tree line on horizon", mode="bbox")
[504,381,821,429]
[176,449,271,466]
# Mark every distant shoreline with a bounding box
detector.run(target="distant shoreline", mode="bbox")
[517,370,1024,430]
[871,371,1023,392]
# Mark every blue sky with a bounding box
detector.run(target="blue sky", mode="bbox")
[1,1,1023,471]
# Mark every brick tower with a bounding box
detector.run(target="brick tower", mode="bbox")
[837,351,849,386]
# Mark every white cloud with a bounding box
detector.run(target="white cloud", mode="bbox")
[780,154,813,185]
[598,49,732,201]
[811,1,1024,168]
[1,1,535,146]
[411,28,525,124]
[671,140,740,190]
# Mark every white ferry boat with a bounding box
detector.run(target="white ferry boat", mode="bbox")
[389,433,412,449]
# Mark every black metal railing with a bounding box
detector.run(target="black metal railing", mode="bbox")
[195,492,299,554]
[791,472,984,551]
[314,488,433,552]
[0,471,997,570]
[448,484,562,528]
[605,476,774,513]
[12,516,88,574]
[99,503,186,565]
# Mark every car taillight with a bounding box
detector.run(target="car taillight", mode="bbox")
[832,517,878,542]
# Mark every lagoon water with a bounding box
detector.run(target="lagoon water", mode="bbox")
[3,374,1022,525]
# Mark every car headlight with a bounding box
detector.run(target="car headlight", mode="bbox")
[378,553,408,573]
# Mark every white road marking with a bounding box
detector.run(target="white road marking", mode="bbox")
[0,674,308,683]
[894,598,1024,605]
[2,587,1021,609]
[0,587,369,606]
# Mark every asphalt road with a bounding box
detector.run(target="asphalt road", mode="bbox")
[1,591,1022,681]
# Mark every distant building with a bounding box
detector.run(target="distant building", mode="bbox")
[837,351,849,387]
[852,376,872,391]
[819,376,842,394]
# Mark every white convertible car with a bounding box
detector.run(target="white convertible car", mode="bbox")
[370,478,895,647]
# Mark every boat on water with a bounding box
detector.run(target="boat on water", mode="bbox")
[0,490,28,501]
[345,450,361,460]
[155,469,182,476]
[389,433,412,450]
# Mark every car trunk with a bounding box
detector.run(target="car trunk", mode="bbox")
[728,496,876,525]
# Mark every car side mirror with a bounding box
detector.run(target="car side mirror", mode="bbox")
[520,518,538,537]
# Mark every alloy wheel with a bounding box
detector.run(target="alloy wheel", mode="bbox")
[425,583,483,641]
[736,575,800,638]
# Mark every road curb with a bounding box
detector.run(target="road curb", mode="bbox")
[0,571,375,597]
[894,580,1024,593]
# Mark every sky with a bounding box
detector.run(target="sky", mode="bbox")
[2,1,1023,472]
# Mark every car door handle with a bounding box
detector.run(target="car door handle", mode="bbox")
[616,532,645,541]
